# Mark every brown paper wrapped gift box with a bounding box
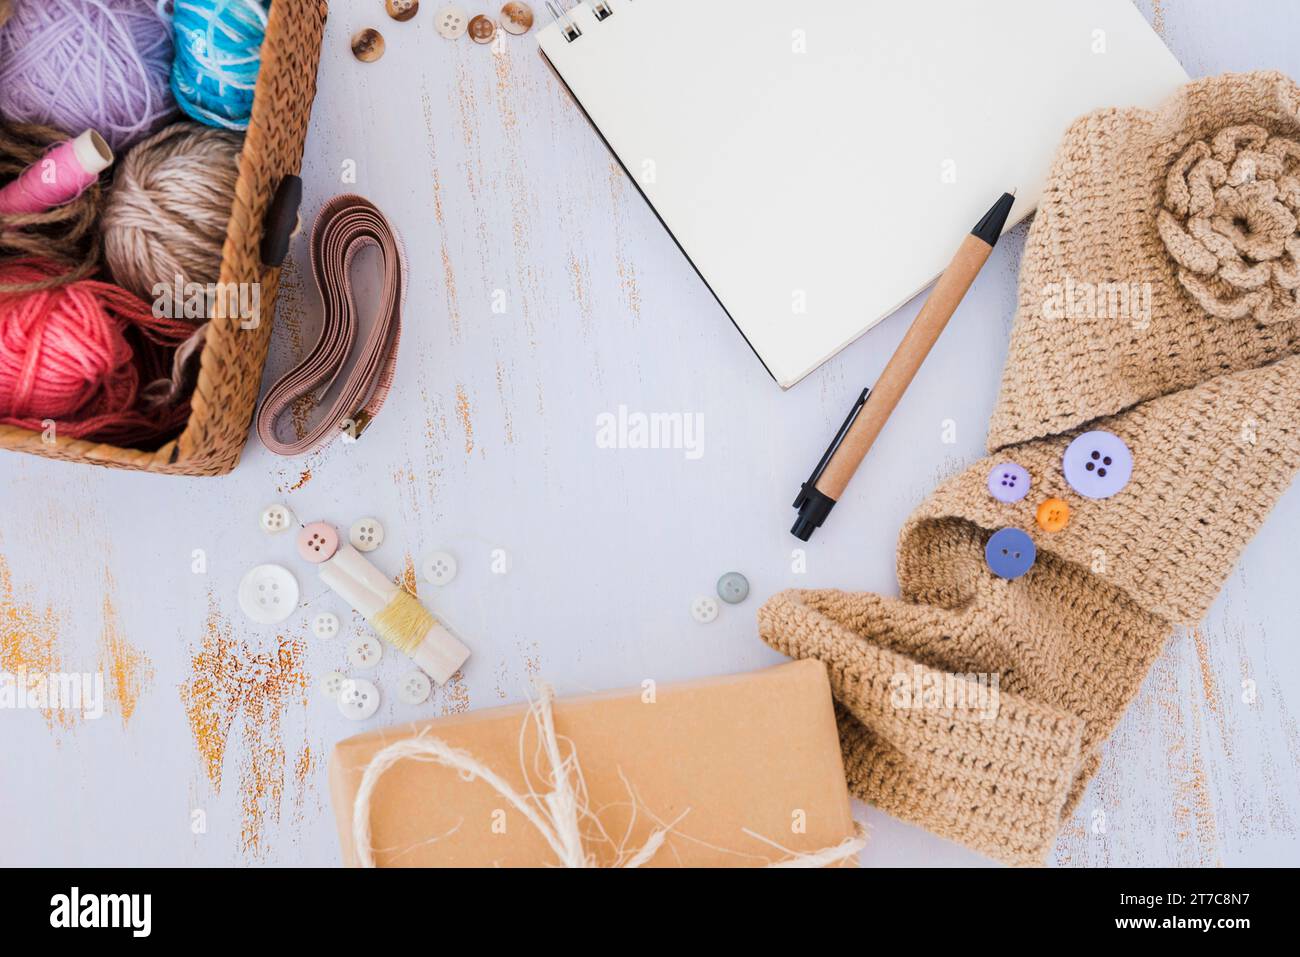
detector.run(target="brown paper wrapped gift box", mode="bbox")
[329,660,856,867]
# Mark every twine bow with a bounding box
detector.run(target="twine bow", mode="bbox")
[352,683,867,868]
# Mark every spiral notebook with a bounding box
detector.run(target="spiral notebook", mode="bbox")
[537,0,1187,388]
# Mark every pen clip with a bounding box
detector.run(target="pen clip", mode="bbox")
[793,388,869,508]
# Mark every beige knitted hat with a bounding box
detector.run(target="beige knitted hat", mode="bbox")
[759,71,1300,866]
[991,70,1300,448]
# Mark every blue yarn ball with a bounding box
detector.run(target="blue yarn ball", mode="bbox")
[168,0,269,130]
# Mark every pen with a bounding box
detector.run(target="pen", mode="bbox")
[791,191,1017,541]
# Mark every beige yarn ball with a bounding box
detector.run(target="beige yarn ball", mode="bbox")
[102,122,243,308]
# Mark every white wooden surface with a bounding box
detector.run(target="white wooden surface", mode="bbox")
[2,0,1298,867]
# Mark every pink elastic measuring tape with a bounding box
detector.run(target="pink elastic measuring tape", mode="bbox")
[257,194,406,456]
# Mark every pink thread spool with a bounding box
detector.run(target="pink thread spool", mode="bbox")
[0,129,113,217]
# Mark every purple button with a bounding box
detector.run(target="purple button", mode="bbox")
[1062,430,1132,499]
[987,462,1031,503]
[985,527,1036,580]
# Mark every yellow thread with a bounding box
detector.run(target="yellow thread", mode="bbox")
[372,588,433,654]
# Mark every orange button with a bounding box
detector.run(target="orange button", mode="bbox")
[1036,497,1070,532]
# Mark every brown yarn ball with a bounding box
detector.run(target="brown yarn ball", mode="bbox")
[102,121,242,307]
[0,120,104,294]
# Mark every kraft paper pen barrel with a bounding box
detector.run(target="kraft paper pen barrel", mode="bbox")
[792,191,1016,541]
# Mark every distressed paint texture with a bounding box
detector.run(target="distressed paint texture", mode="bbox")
[0,554,74,732]
[98,582,153,727]
[179,594,311,857]
[1053,620,1298,866]
[1,0,1297,869]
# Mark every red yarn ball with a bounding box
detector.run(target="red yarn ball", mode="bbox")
[0,259,194,442]
[0,267,136,418]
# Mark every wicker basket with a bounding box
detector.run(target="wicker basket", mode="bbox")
[0,0,328,475]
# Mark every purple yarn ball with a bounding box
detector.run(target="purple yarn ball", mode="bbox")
[0,0,178,152]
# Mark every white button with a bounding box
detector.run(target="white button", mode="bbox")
[434,4,469,38]
[347,634,383,669]
[259,503,293,534]
[397,669,432,705]
[338,678,380,720]
[350,517,384,552]
[319,671,347,699]
[312,612,340,640]
[237,564,299,624]
[422,550,457,586]
[690,596,719,623]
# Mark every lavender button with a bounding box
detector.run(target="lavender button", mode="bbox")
[1062,430,1133,499]
[987,462,1031,503]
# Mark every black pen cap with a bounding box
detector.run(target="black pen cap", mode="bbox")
[970,192,1016,247]
[791,486,836,541]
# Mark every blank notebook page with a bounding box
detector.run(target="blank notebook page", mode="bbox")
[538,0,1188,388]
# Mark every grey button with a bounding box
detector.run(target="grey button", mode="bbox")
[716,571,750,604]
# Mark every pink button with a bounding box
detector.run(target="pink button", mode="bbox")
[297,522,340,563]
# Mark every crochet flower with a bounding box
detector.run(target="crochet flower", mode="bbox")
[1158,125,1300,324]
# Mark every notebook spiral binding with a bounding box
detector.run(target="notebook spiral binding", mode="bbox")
[546,1,615,43]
